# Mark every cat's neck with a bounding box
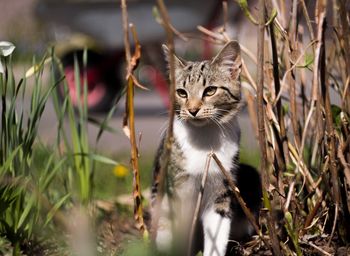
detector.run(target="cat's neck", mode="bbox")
[173,117,240,151]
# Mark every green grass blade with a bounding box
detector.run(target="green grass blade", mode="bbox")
[16,194,35,231]
[44,194,70,226]
[0,145,21,173]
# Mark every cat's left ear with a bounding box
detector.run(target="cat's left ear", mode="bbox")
[211,41,241,80]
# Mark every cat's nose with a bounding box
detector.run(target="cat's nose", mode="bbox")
[188,108,200,117]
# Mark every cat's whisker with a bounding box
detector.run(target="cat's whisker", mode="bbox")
[210,116,227,138]
[158,120,170,136]
[216,108,231,113]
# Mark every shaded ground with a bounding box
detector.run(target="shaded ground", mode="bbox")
[94,200,350,256]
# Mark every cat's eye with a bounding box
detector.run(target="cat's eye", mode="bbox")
[176,89,188,98]
[203,86,217,97]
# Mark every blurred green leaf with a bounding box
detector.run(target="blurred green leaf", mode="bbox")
[0,145,21,173]
[152,6,162,24]
[331,104,342,128]
[236,0,258,24]
[44,194,70,226]
[17,195,35,231]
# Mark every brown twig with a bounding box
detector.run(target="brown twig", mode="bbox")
[301,193,324,236]
[301,241,332,256]
[197,25,226,43]
[151,0,177,240]
[211,153,271,250]
[256,1,281,255]
[121,0,147,234]
[187,153,212,256]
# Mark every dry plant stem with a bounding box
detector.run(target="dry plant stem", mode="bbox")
[300,192,323,236]
[127,77,146,232]
[338,0,350,112]
[314,157,329,190]
[211,153,270,250]
[188,153,212,256]
[287,0,301,148]
[151,0,177,240]
[252,91,318,197]
[197,25,226,44]
[275,40,316,103]
[319,18,341,244]
[121,0,131,64]
[308,10,326,171]
[302,241,332,256]
[338,146,350,189]
[338,0,350,75]
[121,0,146,233]
[300,0,315,44]
[256,1,281,255]
[287,141,322,197]
[197,26,258,64]
[267,4,288,203]
[284,181,295,212]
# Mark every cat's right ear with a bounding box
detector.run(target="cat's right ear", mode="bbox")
[162,44,187,70]
[211,41,241,80]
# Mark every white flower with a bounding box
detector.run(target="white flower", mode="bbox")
[0,41,16,74]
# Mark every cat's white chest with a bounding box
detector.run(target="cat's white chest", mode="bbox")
[174,119,240,176]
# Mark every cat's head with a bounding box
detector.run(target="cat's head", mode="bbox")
[163,41,242,126]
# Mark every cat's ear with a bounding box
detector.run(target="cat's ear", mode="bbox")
[162,44,187,70]
[211,41,241,80]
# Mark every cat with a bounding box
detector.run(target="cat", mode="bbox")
[151,41,262,256]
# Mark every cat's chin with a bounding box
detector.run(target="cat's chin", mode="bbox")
[187,118,210,127]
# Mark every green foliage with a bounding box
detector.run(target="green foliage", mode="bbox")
[284,212,302,256]
[50,49,120,205]
[0,47,124,254]
[0,51,67,253]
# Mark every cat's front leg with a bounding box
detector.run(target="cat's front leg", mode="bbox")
[154,195,174,251]
[202,207,231,256]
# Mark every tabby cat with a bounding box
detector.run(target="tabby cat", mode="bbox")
[151,41,262,256]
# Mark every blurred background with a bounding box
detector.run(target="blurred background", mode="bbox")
[0,0,260,155]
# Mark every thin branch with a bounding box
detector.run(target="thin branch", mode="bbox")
[151,0,177,240]
[197,25,226,43]
[301,241,332,256]
[211,153,271,250]
[188,153,212,256]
